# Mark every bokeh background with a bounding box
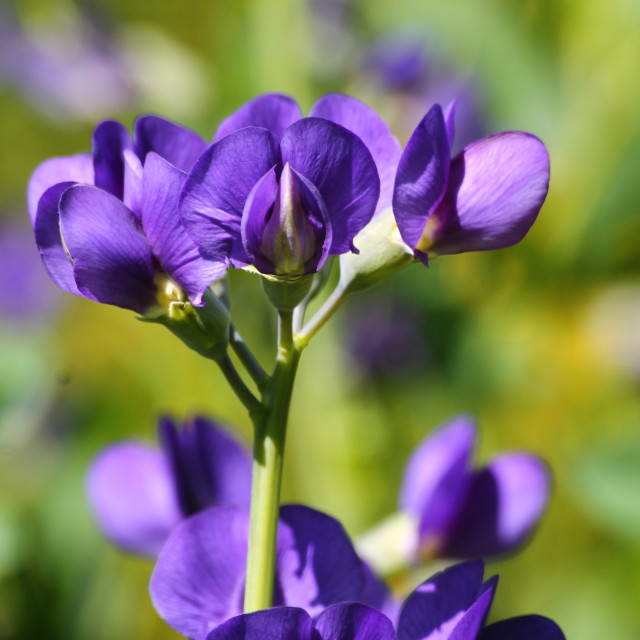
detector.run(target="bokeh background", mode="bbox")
[1,0,640,638]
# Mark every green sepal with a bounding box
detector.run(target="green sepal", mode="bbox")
[261,274,314,312]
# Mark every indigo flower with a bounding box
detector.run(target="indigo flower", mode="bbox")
[400,415,550,559]
[393,103,550,262]
[87,416,251,556]
[150,504,383,640]
[204,561,566,640]
[180,94,401,280]
[27,116,224,314]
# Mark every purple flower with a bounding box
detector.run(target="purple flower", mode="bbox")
[86,416,251,556]
[27,116,224,314]
[150,504,378,640]
[393,104,550,262]
[205,561,566,640]
[400,416,550,559]
[180,94,401,281]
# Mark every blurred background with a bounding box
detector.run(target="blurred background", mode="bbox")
[1,0,639,638]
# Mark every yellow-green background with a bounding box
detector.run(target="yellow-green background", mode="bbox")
[1,1,639,638]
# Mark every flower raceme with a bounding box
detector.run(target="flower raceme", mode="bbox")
[178,93,403,281]
[204,561,566,640]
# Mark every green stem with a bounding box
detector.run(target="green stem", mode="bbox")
[244,310,300,612]
[229,325,269,390]
[216,353,262,417]
[296,285,349,348]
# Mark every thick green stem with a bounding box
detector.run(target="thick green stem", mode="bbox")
[243,310,300,612]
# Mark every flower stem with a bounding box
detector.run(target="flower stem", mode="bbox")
[229,325,269,390]
[216,353,262,417]
[243,309,300,612]
[296,285,349,347]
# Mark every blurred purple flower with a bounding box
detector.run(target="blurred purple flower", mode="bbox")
[87,416,251,556]
[204,561,565,640]
[0,224,58,323]
[180,94,401,279]
[400,416,550,559]
[393,104,550,263]
[150,504,380,640]
[27,116,224,313]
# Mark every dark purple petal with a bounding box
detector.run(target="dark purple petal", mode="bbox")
[399,416,475,552]
[92,120,133,199]
[310,94,402,215]
[206,608,315,640]
[315,603,396,640]
[276,505,365,615]
[397,560,485,640]
[141,153,226,304]
[135,115,208,172]
[27,153,93,223]
[280,118,379,254]
[392,104,450,251]
[242,164,332,275]
[33,182,81,296]
[158,416,252,517]
[441,454,550,559]
[359,562,393,613]
[215,94,303,142]
[59,185,156,313]
[429,132,550,255]
[180,127,279,266]
[449,576,497,640]
[479,615,566,640]
[150,506,249,640]
[86,442,181,556]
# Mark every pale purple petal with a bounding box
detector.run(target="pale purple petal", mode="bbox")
[449,576,497,640]
[397,561,485,640]
[479,616,566,640]
[27,153,93,223]
[86,442,181,556]
[150,506,249,640]
[393,104,450,251]
[158,416,252,516]
[310,94,402,215]
[206,608,314,640]
[59,185,156,313]
[441,454,550,559]
[276,505,365,615]
[315,603,396,640]
[399,416,475,549]
[280,118,379,254]
[215,94,302,142]
[141,153,226,304]
[33,182,81,296]
[443,101,456,148]
[180,127,279,267]
[430,132,550,255]
[135,115,208,172]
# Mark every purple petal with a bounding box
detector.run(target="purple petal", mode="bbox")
[141,153,226,304]
[392,104,450,251]
[310,94,402,215]
[150,506,249,640]
[92,120,134,199]
[242,165,332,275]
[429,132,550,255]
[206,608,314,640]
[397,560,485,640]
[215,94,303,142]
[27,153,93,223]
[359,562,393,613]
[276,505,365,615]
[280,118,379,254]
[86,442,181,556]
[479,616,566,640]
[399,416,475,552]
[315,603,396,640]
[180,127,279,267]
[449,576,497,640]
[158,416,252,517]
[135,115,208,172]
[441,454,550,559]
[33,182,81,296]
[59,185,156,313]
[443,101,456,148]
